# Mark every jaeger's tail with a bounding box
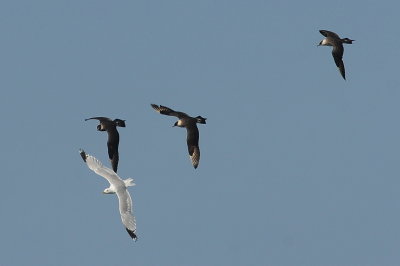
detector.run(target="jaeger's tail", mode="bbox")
[195,116,207,124]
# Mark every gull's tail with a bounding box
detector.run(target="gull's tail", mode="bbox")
[124,178,135,187]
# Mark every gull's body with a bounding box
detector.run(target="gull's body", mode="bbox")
[85,117,126,173]
[318,30,354,80]
[151,104,206,169]
[79,149,137,240]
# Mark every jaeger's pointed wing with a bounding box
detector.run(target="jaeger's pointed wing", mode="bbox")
[151,104,189,119]
[186,125,200,169]
[319,30,340,39]
[332,44,346,80]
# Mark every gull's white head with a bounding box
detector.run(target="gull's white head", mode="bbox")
[103,188,116,194]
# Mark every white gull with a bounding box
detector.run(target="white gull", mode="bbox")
[79,149,137,240]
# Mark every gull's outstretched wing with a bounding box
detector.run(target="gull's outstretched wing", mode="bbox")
[117,189,137,240]
[80,149,121,185]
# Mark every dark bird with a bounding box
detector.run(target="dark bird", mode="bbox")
[151,104,206,169]
[85,117,126,173]
[318,30,354,80]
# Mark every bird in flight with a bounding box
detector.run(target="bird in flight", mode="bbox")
[151,104,206,169]
[85,117,126,173]
[79,149,137,240]
[318,30,354,80]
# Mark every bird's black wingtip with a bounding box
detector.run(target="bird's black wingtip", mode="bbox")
[126,228,138,241]
[79,149,87,162]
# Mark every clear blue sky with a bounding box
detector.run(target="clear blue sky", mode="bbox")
[1,0,399,265]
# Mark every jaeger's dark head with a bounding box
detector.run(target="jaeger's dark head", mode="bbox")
[195,116,207,124]
[114,119,126,127]
[173,121,178,127]
[342,38,355,44]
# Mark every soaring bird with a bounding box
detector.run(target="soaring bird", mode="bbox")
[151,104,206,169]
[79,149,137,240]
[318,30,354,80]
[85,117,126,173]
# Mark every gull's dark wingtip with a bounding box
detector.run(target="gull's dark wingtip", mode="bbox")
[126,228,138,241]
[79,149,87,162]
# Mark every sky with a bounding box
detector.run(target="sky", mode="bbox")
[1,0,400,265]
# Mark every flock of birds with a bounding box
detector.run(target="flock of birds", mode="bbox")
[78,30,353,241]
[79,104,207,240]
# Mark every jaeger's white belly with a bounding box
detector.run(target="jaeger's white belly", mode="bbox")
[321,38,333,46]
[177,120,185,126]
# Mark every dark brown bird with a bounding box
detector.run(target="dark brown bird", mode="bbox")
[85,117,126,173]
[318,30,354,80]
[151,104,206,169]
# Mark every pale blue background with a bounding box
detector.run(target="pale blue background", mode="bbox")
[1,0,399,265]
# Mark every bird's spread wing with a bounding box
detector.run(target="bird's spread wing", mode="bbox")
[319,30,340,38]
[85,117,112,122]
[80,150,121,185]
[109,149,119,173]
[332,44,346,80]
[186,125,200,169]
[106,129,120,173]
[117,189,137,240]
[151,104,188,118]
